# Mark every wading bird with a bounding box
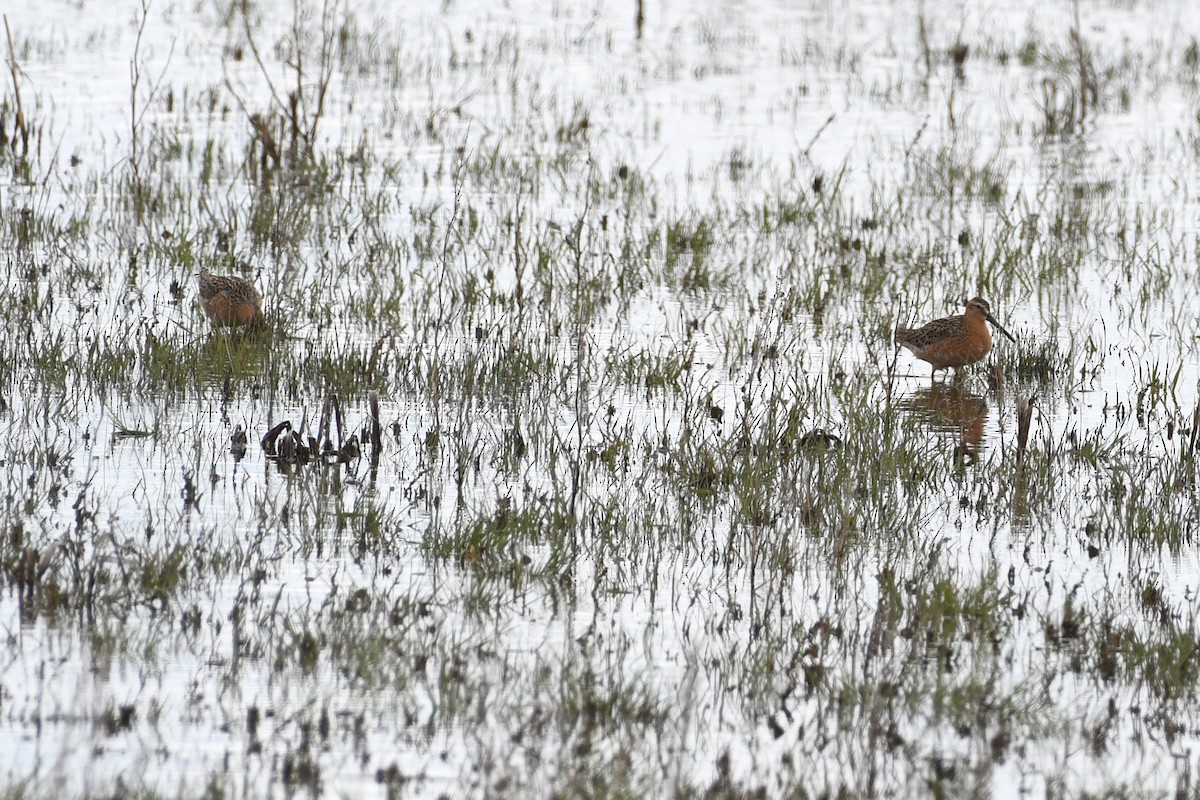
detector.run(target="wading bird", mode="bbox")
[895,297,1015,380]
[197,268,265,328]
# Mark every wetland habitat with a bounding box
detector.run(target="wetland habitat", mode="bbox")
[4,0,1200,797]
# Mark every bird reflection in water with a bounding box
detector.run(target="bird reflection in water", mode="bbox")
[897,384,989,463]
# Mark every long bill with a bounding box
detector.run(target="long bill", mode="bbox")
[986,312,1017,343]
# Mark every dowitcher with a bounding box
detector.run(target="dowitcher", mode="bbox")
[197,268,264,328]
[895,297,1015,379]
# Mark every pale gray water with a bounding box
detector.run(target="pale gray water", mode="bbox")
[3,0,1200,797]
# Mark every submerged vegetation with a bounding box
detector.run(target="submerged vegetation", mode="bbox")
[2,0,1200,797]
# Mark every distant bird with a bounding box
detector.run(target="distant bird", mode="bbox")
[895,297,1015,380]
[197,268,264,328]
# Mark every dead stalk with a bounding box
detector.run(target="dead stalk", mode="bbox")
[1016,395,1036,465]
[1069,0,1089,127]
[3,15,28,155]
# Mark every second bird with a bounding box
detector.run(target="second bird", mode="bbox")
[197,268,265,328]
[895,297,1015,380]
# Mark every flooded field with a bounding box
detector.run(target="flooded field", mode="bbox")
[4,0,1200,796]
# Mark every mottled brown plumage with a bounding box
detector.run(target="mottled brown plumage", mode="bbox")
[197,268,264,328]
[896,297,1014,379]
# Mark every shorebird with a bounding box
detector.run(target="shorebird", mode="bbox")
[197,268,264,328]
[895,297,1015,380]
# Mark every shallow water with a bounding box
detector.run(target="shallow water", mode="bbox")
[5,0,1200,797]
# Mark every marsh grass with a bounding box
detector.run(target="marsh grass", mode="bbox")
[3,1,1200,798]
